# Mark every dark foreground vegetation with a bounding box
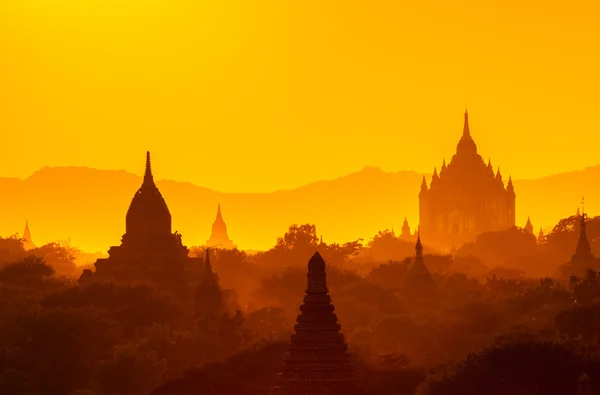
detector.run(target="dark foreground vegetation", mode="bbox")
[1,214,600,394]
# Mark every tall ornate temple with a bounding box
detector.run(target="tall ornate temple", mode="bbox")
[22,220,35,250]
[80,152,202,286]
[272,252,363,395]
[206,204,236,250]
[419,111,516,250]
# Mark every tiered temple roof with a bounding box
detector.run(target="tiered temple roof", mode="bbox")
[272,252,363,395]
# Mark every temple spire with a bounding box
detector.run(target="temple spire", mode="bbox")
[572,208,594,263]
[216,204,223,221]
[415,230,423,262]
[507,175,515,195]
[205,248,213,277]
[525,216,534,235]
[23,220,35,250]
[143,151,154,186]
[463,109,470,137]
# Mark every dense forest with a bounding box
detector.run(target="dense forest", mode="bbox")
[1,214,600,394]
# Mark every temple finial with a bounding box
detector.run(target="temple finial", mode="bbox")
[143,151,154,185]
[415,229,423,257]
[205,248,213,276]
[463,110,470,137]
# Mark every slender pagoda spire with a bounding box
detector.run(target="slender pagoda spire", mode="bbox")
[463,109,471,137]
[525,216,534,235]
[143,151,154,186]
[400,216,412,239]
[272,252,362,395]
[23,220,35,250]
[538,227,545,244]
[431,167,439,185]
[572,209,594,264]
[194,248,222,317]
[456,110,478,156]
[420,175,428,195]
[404,231,437,297]
[507,175,515,195]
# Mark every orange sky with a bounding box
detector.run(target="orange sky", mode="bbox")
[1,0,599,193]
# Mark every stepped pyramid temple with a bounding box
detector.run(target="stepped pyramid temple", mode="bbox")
[194,248,223,318]
[22,220,35,250]
[272,252,363,395]
[404,232,437,298]
[206,204,236,249]
[79,152,202,286]
[419,111,516,251]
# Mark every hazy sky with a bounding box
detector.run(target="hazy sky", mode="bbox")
[1,0,599,192]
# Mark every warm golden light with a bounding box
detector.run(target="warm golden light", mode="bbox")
[0,0,599,250]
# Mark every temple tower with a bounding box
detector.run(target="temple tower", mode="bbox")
[572,212,595,264]
[537,228,545,244]
[194,248,223,318]
[524,217,534,235]
[418,111,516,251]
[272,252,363,395]
[22,220,35,250]
[400,217,412,241]
[206,204,236,249]
[84,152,200,286]
[404,232,437,298]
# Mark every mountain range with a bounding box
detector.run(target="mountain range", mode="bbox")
[0,164,596,252]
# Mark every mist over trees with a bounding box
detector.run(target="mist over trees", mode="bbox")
[0,214,598,394]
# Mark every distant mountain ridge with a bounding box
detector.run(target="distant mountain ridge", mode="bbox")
[0,165,597,252]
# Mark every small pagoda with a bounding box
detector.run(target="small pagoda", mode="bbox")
[206,204,236,250]
[404,231,437,298]
[194,248,223,318]
[271,252,363,395]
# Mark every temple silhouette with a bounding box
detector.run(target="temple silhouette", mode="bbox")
[206,204,236,250]
[404,232,437,299]
[22,220,35,250]
[419,111,516,251]
[524,216,534,235]
[399,216,417,242]
[272,252,363,395]
[79,152,202,287]
[571,211,596,267]
[194,248,224,318]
